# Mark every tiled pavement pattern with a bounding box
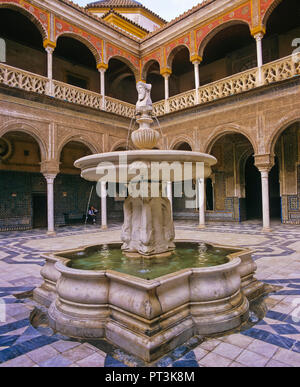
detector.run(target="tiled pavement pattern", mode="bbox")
[0,220,300,367]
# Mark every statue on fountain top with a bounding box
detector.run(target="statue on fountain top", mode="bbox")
[136,81,152,115]
[132,81,159,149]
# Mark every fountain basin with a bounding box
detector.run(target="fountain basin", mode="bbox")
[34,241,264,362]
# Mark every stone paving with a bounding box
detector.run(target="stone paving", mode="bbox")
[0,220,300,367]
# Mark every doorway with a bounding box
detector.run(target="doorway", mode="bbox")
[245,155,262,219]
[206,178,214,211]
[269,158,281,219]
[32,194,47,228]
[245,155,281,220]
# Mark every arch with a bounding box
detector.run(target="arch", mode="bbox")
[170,136,194,151]
[238,147,255,194]
[167,44,191,69]
[267,114,300,155]
[141,59,161,81]
[262,0,283,29]
[204,125,257,154]
[110,140,132,152]
[108,56,139,81]
[0,121,47,161]
[198,20,252,59]
[57,135,101,163]
[55,33,101,65]
[239,147,254,173]
[0,3,48,41]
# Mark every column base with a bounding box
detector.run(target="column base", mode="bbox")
[47,231,56,236]
[101,225,108,230]
[262,227,272,233]
[197,224,206,229]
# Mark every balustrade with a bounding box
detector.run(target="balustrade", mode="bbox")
[0,54,299,118]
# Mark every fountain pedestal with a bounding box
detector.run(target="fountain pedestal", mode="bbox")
[121,193,175,257]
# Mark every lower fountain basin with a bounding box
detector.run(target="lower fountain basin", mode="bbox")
[34,241,265,362]
[65,242,233,279]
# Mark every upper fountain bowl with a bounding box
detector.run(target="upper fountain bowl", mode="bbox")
[74,150,217,183]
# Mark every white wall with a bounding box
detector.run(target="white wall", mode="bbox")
[91,11,161,32]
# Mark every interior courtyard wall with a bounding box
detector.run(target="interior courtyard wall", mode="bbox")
[275,124,300,224]
[0,90,129,230]
[157,77,300,223]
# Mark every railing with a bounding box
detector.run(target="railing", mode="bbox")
[0,53,299,118]
[169,89,197,113]
[0,63,47,95]
[198,67,257,104]
[153,53,300,116]
[152,99,165,116]
[105,96,135,118]
[152,68,257,116]
[262,54,300,84]
[53,80,102,109]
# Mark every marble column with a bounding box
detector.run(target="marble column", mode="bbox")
[193,60,200,90]
[191,55,202,104]
[101,181,107,230]
[254,33,264,85]
[193,61,200,104]
[198,178,205,228]
[44,174,56,235]
[164,74,170,100]
[98,66,107,110]
[45,47,54,96]
[166,181,173,214]
[259,168,271,232]
[160,69,171,113]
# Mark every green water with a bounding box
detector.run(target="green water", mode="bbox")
[65,242,236,280]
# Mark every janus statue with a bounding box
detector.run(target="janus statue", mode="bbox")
[136,81,153,115]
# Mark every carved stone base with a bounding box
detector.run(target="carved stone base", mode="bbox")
[121,195,175,256]
[45,255,252,362]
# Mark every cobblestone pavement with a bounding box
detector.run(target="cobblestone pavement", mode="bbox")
[0,220,299,367]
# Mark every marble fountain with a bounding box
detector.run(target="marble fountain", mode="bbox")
[34,82,265,362]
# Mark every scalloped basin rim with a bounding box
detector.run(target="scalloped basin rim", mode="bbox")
[49,240,252,287]
[54,258,242,290]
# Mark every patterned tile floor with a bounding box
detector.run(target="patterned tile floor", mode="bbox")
[0,220,300,367]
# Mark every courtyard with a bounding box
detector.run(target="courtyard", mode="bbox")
[0,220,299,368]
[0,0,300,370]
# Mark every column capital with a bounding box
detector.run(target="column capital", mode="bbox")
[251,26,266,38]
[160,67,172,78]
[254,154,274,173]
[43,40,56,51]
[254,32,264,42]
[258,168,270,177]
[190,55,203,64]
[40,160,60,176]
[43,173,57,182]
[97,62,108,72]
